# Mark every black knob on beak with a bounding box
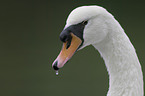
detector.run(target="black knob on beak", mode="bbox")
[53,61,59,70]
[60,29,72,42]
[59,30,72,49]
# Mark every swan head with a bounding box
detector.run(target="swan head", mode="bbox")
[52,6,111,70]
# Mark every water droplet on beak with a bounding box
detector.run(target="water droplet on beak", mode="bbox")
[56,71,59,75]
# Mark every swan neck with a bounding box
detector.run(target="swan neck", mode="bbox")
[93,26,143,96]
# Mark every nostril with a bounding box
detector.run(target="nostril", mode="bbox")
[53,61,59,70]
[66,37,72,49]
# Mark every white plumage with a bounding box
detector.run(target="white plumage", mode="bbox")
[65,6,144,96]
[53,5,144,96]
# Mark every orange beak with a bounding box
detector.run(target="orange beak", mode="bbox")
[52,33,82,70]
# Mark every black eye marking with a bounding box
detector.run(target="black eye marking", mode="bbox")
[82,20,88,25]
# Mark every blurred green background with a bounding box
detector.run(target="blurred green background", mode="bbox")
[1,0,145,96]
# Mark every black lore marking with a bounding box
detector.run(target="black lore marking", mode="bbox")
[59,21,86,49]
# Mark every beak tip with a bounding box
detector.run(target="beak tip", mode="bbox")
[52,61,59,70]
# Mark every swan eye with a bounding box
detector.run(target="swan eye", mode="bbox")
[82,20,88,25]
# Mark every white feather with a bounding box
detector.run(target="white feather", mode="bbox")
[65,6,144,96]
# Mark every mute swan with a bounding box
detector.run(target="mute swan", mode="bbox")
[52,6,144,96]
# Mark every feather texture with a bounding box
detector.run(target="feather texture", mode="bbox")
[64,6,144,96]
